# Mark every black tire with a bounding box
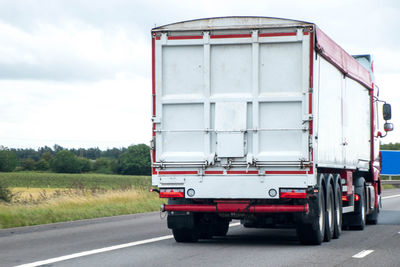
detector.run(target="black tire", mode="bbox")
[324,182,335,242]
[297,184,325,245]
[213,219,229,236]
[333,180,342,239]
[172,228,199,242]
[352,185,367,230]
[367,195,380,225]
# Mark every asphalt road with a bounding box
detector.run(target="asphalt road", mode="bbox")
[1,189,400,267]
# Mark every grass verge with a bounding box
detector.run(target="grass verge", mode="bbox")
[382,184,396,190]
[0,188,164,229]
[0,172,163,229]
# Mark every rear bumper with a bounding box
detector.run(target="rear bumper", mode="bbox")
[153,174,313,199]
[162,203,309,213]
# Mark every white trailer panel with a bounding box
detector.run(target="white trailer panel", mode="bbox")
[152,17,374,197]
[154,29,311,167]
[315,54,371,170]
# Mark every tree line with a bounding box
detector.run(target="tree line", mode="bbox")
[2,142,398,175]
[0,144,151,175]
[380,142,400,151]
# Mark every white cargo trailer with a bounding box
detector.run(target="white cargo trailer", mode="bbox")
[150,17,393,244]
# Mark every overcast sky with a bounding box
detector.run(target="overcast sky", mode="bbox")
[0,0,399,149]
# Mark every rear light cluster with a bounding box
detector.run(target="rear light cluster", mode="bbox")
[280,189,307,199]
[159,188,184,198]
[342,194,359,202]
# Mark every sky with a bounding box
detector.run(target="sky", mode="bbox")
[0,0,399,149]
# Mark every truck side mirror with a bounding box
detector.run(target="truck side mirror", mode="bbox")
[384,122,394,132]
[383,103,392,120]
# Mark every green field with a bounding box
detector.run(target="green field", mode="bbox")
[0,172,164,229]
[0,172,151,189]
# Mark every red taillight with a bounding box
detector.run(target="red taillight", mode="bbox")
[342,194,359,202]
[160,188,184,198]
[280,189,307,199]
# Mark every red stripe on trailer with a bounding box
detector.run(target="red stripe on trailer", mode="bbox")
[163,204,309,213]
[265,171,308,175]
[210,34,252,39]
[204,171,224,175]
[370,84,376,176]
[158,171,198,175]
[226,170,259,175]
[280,192,307,199]
[152,95,156,117]
[259,32,297,37]
[155,36,160,40]
[160,191,184,198]
[151,36,156,169]
[152,36,156,114]
[370,83,380,208]
[168,35,203,40]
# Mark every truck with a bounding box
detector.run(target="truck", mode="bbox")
[150,17,394,245]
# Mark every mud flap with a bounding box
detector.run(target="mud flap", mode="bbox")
[167,213,195,229]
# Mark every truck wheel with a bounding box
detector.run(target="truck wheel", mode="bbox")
[213,219,230,236]
[333,181,342,239]
[324,182,335,242]
[172,228,199,242]
[352,185,367,230]
[297,185,325,245]
[367,195,380,225]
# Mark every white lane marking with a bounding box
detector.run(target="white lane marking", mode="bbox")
[352,250,374,258]
[16,222,242,267]
[15,235,173,267]
[382,194,400,200]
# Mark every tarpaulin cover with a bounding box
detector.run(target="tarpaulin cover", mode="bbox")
[316,28,373,90]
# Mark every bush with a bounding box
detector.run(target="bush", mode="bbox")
[116,144,151,175]
[21,158,36,171]
[78,157,92,173]
[50,150,82,173]
[41,152,53,162]
[0,181,13,202]
[35,159,50,171]
[0,150,18,172]
[93,157,112,174]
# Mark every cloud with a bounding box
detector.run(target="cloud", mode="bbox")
[0,77,151,149]
[0,20,149,81]
[0,0,398,148]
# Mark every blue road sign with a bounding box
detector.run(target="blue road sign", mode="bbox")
[381,150,400,175]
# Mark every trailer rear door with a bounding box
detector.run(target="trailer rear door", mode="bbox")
[153,27,312,166]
